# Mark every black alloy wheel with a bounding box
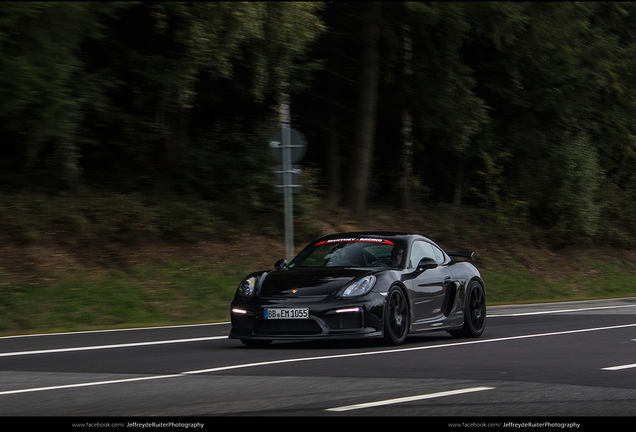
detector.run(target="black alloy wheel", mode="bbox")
[450,280,486,338]
[384,286,409,345]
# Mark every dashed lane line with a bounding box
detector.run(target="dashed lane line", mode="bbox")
[325,387,495,412]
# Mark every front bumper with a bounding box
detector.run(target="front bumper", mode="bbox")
[229,292,386,341]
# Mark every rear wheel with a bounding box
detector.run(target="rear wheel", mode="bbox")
[450,280,486,338]
[383,286,409,345]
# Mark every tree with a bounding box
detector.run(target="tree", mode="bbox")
[0,2,325,198]
[398,20,414,209]
[122,2,323,179]
[403,2,487,206]
[347,2,381,215]
[458,2,636,241]
[0,2,126,190]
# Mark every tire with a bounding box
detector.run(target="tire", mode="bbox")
[383,286,409,345]
[450,280,486,338]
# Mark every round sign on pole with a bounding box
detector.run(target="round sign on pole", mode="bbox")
[269,128,307,164]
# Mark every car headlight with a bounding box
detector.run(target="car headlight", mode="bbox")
[341,275,376,298]
[237,276,257,298]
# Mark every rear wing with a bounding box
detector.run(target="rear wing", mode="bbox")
[446,250,475,261]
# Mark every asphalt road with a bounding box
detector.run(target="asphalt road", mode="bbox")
[1,297,635,424]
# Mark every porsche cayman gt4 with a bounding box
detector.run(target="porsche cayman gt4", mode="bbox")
[230,232,486,347]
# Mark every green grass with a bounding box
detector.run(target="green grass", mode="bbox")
[0,261,244,336]
[481,256,636,305]
[1,192,635,336]
[2,254,635,337]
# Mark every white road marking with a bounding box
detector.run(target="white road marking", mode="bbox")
[0,322,228,340]
[602,340,636,371]
[488,303,636,317]
[180,323,636,375]
[2,323,636,396]
[0,336,227,358]
[602,363,636,371]
[0,375,181,396]
[326,387,494,412]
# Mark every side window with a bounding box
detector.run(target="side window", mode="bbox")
[410,241,445,267]
[431,245,445,264]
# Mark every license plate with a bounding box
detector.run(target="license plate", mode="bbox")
[264,308,309,319]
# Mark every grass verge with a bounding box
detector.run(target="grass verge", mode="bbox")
[1,253,635,337]
[481,255,636,304]
[1,193,635,336]
[0,260,243,336]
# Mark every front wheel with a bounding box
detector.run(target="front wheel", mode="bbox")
[449,280,486,338]
[383,286,409,345]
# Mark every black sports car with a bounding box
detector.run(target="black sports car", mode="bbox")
[229,232,486,347]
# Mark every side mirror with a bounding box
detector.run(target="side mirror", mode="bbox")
[417,257,438,273]
[274,259,288,270]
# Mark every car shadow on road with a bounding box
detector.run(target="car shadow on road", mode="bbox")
[235,333,453,350]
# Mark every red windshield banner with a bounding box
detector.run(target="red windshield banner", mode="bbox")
[315,238,394,246]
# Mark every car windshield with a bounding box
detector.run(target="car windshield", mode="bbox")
[292,238,406,268]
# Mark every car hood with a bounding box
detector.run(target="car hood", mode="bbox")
[259,267,376,298]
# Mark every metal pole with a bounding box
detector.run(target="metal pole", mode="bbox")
[281,96,294,262]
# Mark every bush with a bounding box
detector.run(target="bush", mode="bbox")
[533,131,602,246]
[157,200,221,242]
[78,194,158,243]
